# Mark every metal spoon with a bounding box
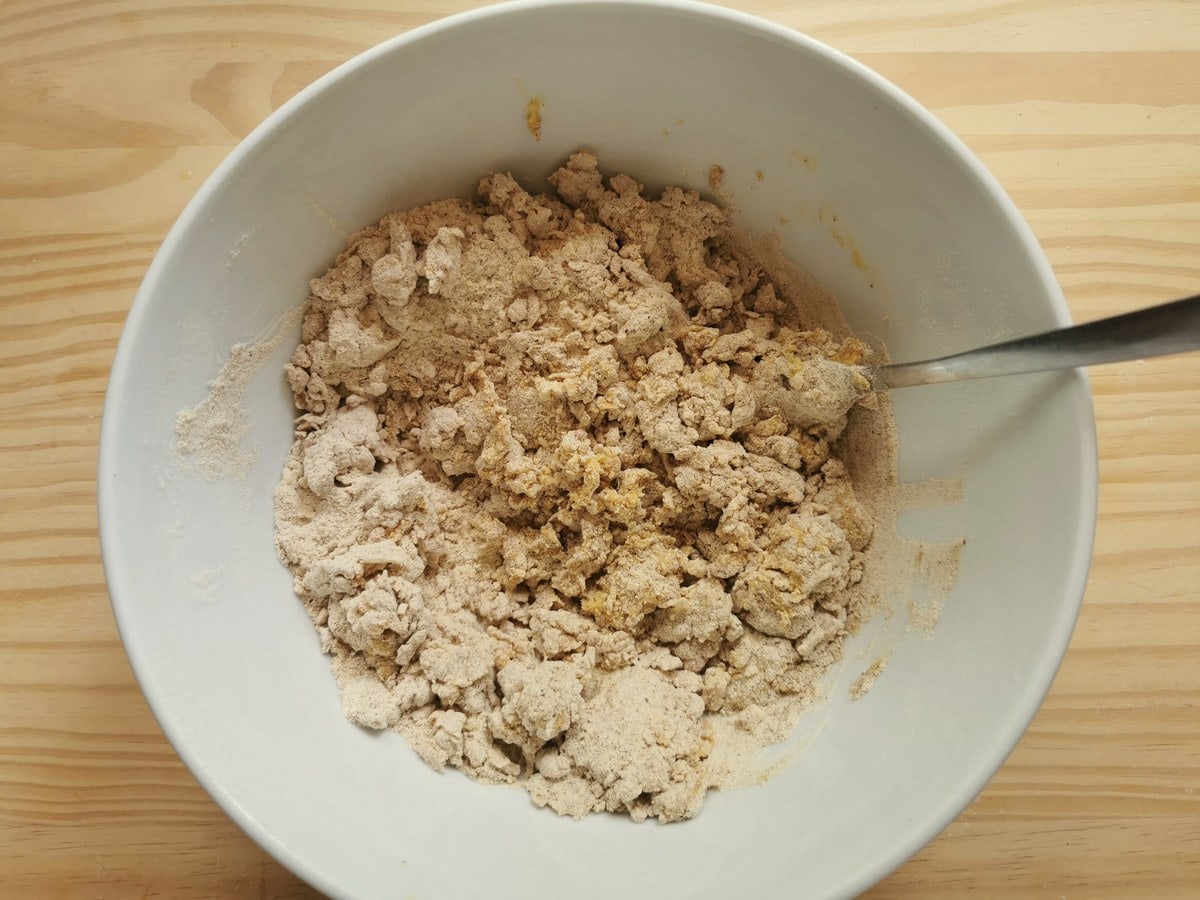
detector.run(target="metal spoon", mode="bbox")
[868,293,1200,390]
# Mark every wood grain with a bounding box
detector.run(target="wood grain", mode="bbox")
[2,1,1197,897]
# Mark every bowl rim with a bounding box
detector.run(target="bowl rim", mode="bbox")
[97,1,1099,897]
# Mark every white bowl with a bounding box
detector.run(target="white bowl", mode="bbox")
[99,2,1097,897]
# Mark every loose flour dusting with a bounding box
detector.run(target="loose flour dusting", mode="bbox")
[273,151,891,822]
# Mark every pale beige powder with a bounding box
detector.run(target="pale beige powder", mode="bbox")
[273,151,896,822]
[174,304,306,480]
[850,656,888,700]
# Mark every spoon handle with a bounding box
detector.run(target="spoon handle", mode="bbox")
[876,293,1200,389]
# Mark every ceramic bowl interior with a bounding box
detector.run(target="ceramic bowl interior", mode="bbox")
[99,2,1097,897]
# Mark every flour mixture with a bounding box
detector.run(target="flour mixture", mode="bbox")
[273,152,885,822]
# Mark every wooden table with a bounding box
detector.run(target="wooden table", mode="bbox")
[2,1,1197,896]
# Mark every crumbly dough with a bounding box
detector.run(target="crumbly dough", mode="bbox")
[274,151,877,822]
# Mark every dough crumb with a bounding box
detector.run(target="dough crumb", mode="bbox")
[525,97,543,141]
[273,152,891,822]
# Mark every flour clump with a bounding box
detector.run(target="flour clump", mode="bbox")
[274,152,880,822]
